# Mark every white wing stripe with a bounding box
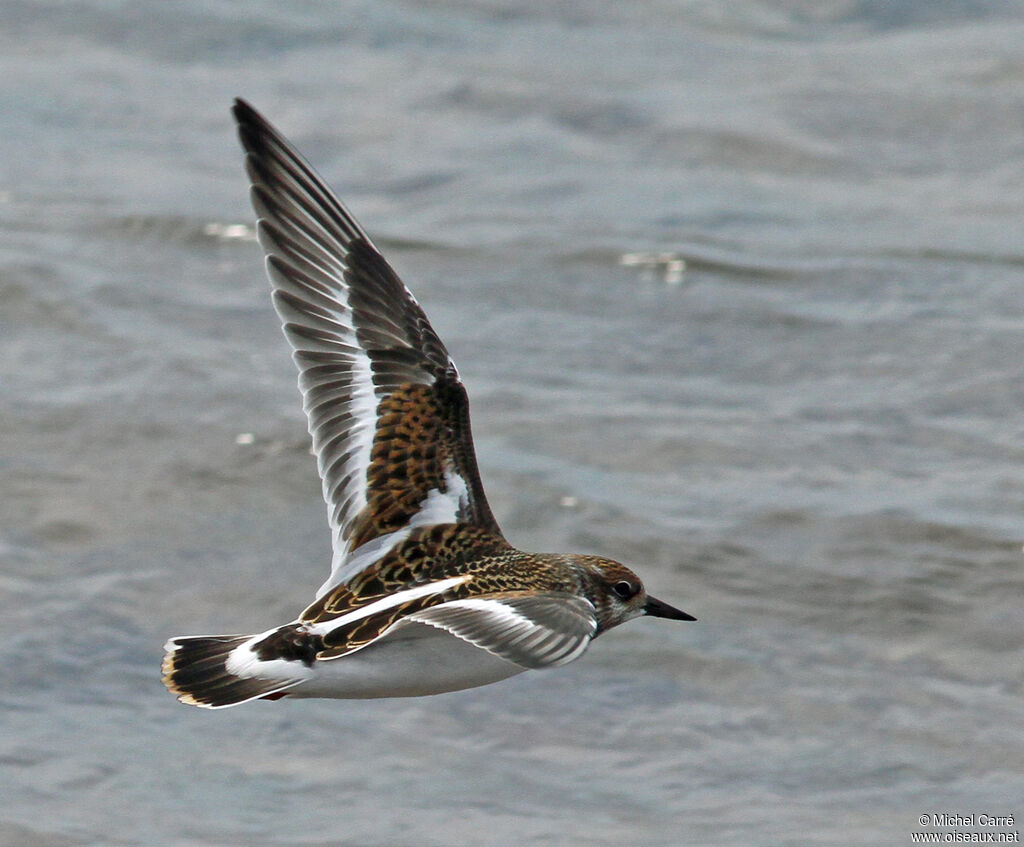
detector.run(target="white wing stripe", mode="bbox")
[308,575,469,636]
[407,469,470,529]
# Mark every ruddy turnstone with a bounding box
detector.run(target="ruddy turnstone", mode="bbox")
[162,99,695,709]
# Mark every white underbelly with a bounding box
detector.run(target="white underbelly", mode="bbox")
[290,622,527,699]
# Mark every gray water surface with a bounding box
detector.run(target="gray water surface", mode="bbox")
[2,3,1023,845]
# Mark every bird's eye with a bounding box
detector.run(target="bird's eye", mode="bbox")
[612,580,636,600]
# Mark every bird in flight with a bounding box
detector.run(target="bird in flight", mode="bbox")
[162,99,695,709]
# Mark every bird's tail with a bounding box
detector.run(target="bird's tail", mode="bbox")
[162,632,307,709]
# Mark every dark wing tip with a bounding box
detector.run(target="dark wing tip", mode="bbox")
[232,98,280,159]
[232,97,260,128]
[229,98,373,250]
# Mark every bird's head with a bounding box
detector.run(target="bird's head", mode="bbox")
[576,556,696,634]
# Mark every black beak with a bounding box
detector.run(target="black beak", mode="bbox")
[644,595,697,621]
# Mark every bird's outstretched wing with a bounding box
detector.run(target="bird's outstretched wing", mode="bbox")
[305,584,597,669]
[233,99,501,598]
[404,593,597,668]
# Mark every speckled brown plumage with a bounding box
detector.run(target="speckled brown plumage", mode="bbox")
[297,520,646,659]
[303,524,510,619]
[345,378,497,550]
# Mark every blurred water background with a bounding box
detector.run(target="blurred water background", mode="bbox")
[2,2,1023,845]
